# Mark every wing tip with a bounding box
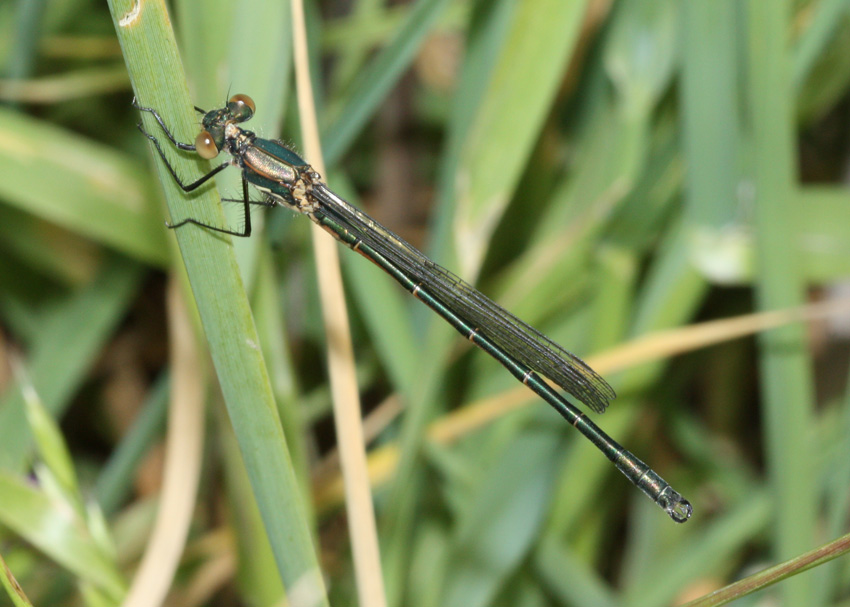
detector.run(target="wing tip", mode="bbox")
[582,377,617,414]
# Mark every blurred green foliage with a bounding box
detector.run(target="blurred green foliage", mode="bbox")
[1,0,850,605]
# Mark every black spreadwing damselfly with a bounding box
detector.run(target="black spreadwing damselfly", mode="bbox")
[135,94,692,523]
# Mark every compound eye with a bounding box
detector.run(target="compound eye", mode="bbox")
[195,130,219,159]
[229,94,255,120]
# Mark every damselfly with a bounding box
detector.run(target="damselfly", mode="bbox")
[135,94,692,523]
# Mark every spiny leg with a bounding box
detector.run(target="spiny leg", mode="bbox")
[169,176,255,237]
[134,100,261,237]
[133,100,243,233]
[132,98,198,151]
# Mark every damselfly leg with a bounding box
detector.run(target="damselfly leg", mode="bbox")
[135,101,253,237]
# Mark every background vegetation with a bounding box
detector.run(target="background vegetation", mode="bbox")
[1,0,850,605]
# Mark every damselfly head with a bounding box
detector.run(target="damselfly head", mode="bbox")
[196,95,257,159]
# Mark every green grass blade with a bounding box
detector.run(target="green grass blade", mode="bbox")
[453,0,590,279]
[0,471,126,601]
[0,107,168,266]
[792,0,850,90]
[534,536,618,607]
[747,3,818,605]
[0,551,33,607]
[94,372,169,515]
[796,187,850,280]
[680,0,740,230]
[322,0,454,165]
[681,530,850,607]
[0,257,143,472]
[106,1,327,600]
[440,427,562,607]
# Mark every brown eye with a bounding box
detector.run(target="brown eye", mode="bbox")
[228,94,255,121]
[229,94,255,113]
[195,131,219,159]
